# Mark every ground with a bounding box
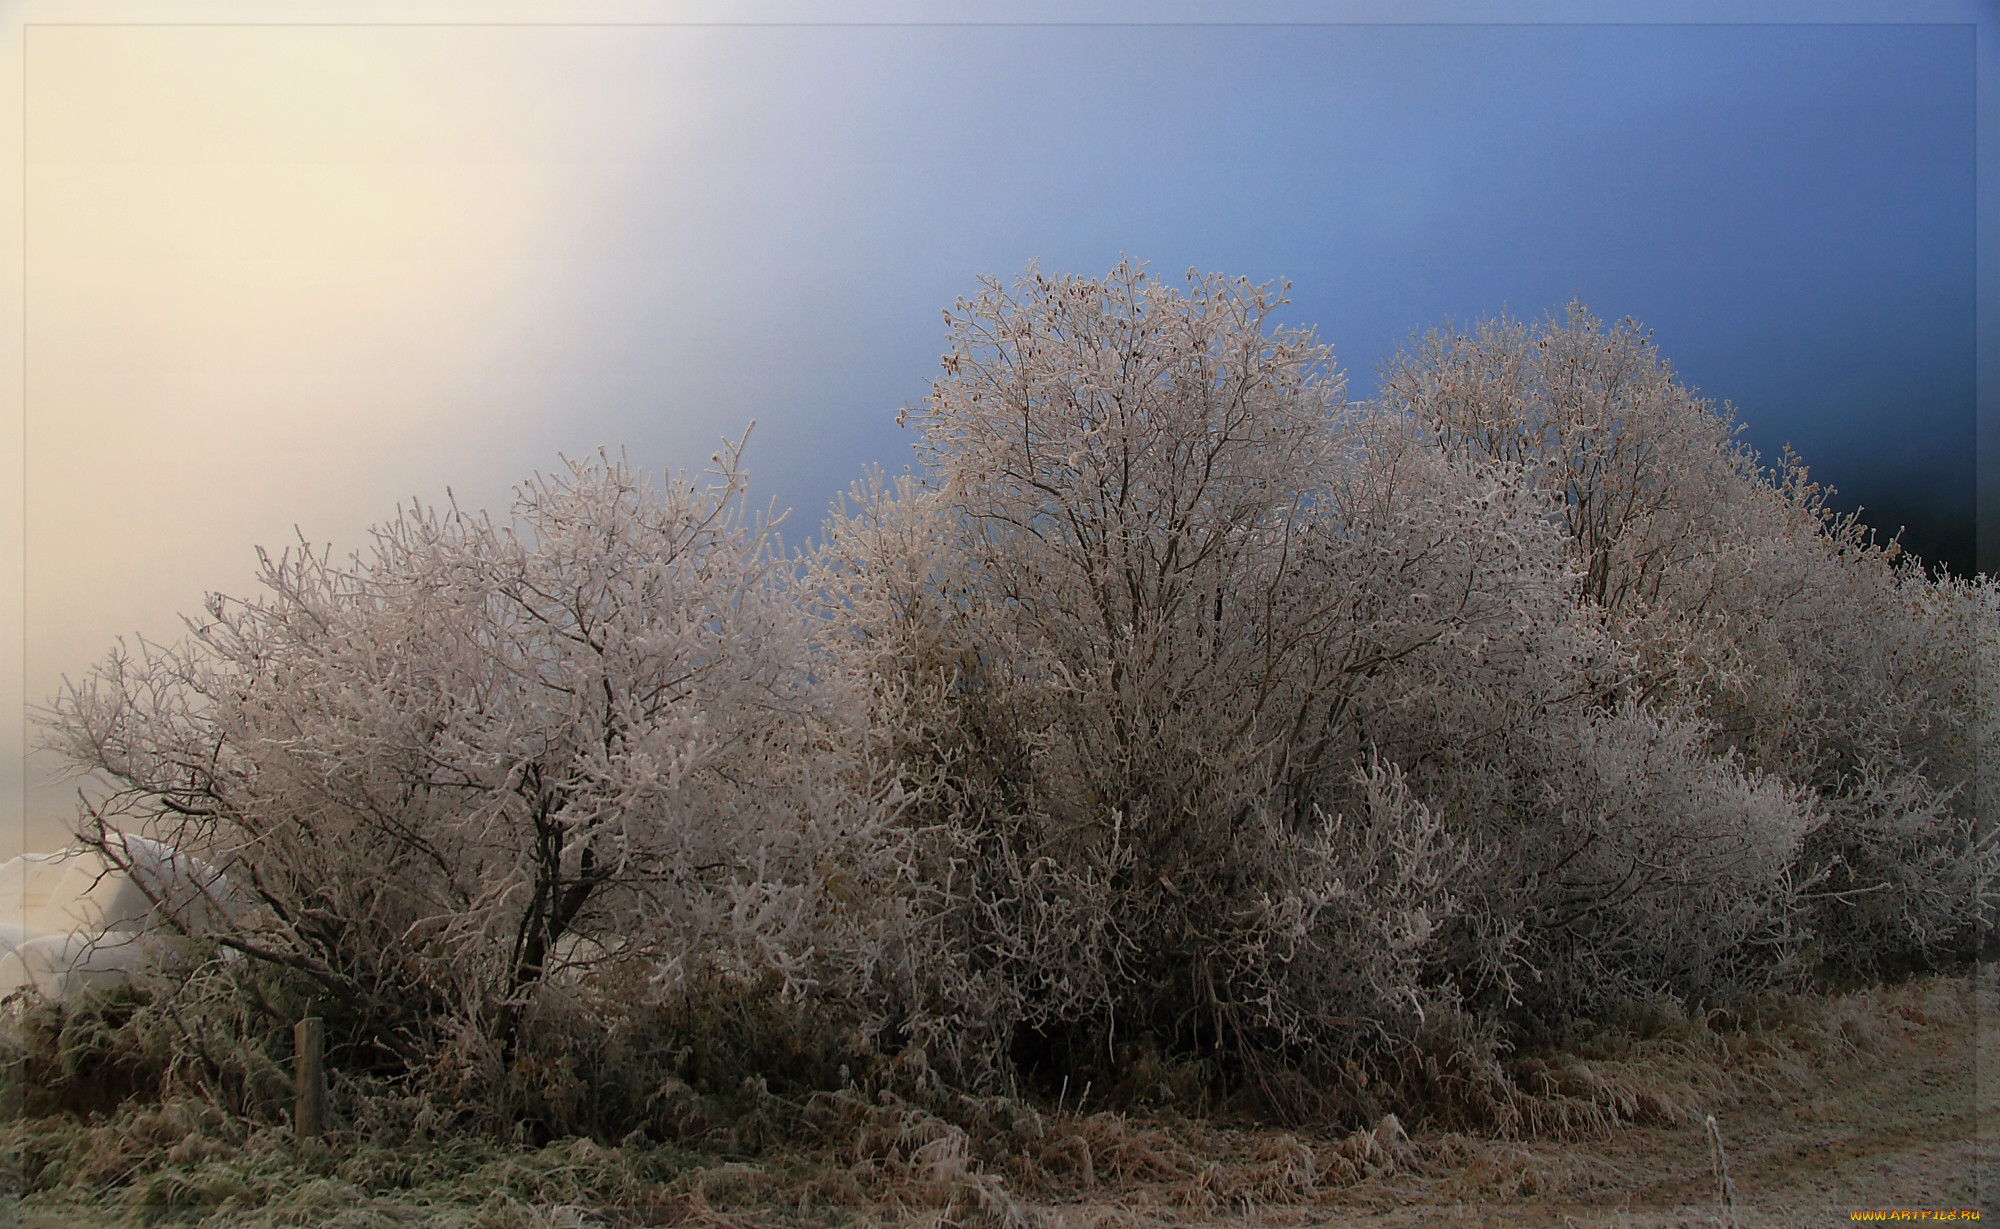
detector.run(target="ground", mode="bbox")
[1283,970,1988,1227]
[0,967,1991,1228]
[1022,966,1991,1228]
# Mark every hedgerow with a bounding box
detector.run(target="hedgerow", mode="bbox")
[25,262,1990,1143]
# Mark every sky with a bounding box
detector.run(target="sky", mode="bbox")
[2,1,1993,855]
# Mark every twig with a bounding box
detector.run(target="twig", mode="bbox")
[1705,1114,1739,1229]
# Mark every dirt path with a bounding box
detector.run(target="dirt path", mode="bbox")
[1127,968,1994,1228]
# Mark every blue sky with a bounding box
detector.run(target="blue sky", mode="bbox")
[528,21,1975,569]
[4,3,1991,852]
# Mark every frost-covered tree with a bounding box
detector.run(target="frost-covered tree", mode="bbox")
[813,263,1395,1073]
[42,436,919,1124]
[1377,304,1765,617]
[1379,304,1995,977]
[38,268,1987,1135]
[808,265,1705,1082]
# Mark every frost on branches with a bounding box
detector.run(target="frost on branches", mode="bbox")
[42,435,921,1127]
[1380,304,1995,985]
[35,265,1993,1136]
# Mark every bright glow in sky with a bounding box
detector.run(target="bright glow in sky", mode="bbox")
[5,5,1992,854]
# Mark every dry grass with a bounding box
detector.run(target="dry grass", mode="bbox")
[0,967,1987,1227]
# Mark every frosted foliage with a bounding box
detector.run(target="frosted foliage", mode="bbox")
[42,437,921,1114]
[1702,534,1993,970]
[1377,303,1762,614]
[901,260,1356,810]
[34,265,1992,1130]
[1246,758,1480,1038]
[1381,302,1993,976]
[1515,702,1819,1012]
[812,265,1798,1069]
[819,264,1435,1061]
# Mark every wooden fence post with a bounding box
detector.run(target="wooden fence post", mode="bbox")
[294,1017,325,1139]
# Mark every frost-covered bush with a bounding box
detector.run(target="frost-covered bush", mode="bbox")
[1376,304,1768,617]
[1697,514,1994,974]
[1379,302,1994,981]
[40,437,923,1131]
[810,263,1480,1079]
[35,266,1987,1136]
[1241,756,1483,1043]
[1507,701,1820,1014]
[809,266,1783,1087]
